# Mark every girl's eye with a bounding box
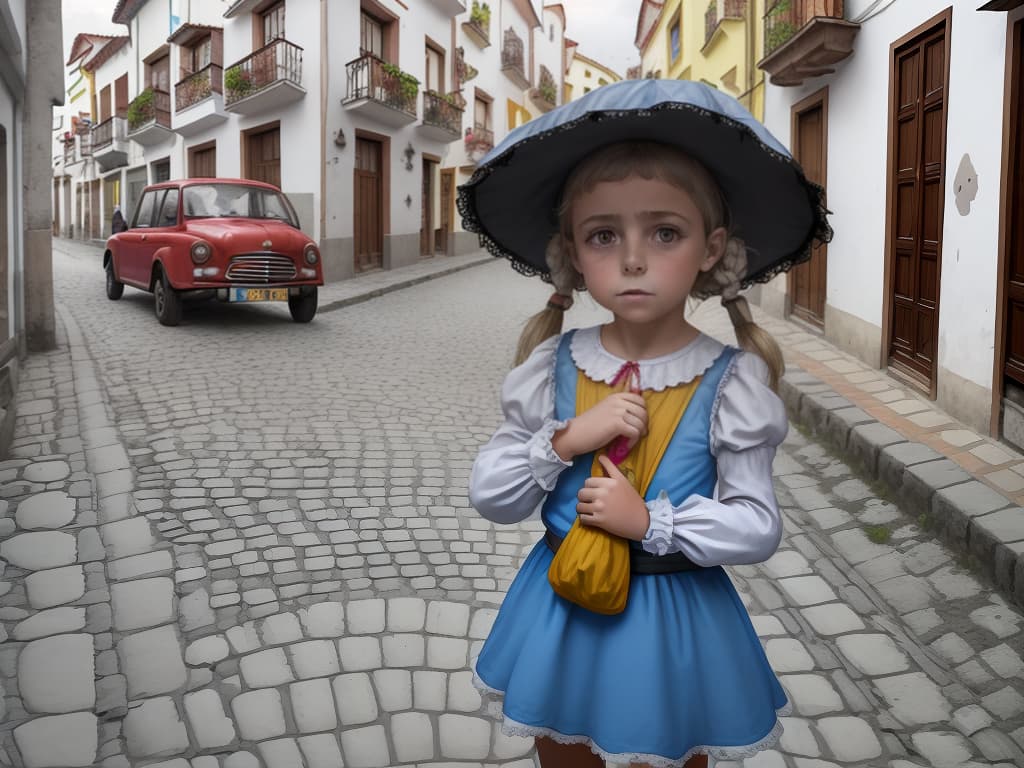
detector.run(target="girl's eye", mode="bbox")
[655,227,680,243]
[589,229,617,246]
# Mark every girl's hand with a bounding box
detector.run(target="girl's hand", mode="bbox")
[551,392,648,461]
[575,455,650,541]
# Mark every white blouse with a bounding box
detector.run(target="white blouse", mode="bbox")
[468,326,789,567]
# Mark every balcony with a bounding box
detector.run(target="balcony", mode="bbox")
[173,64,228,136]
[529,65,557,112]
[127,88,173,146]
[501,28,529,89]
[62,141,75,166]
[224,38,305,116]
[464,123,493,162]
[418,91,464,142]
[430,0,466,15]
[758,0,859,87]
[343,54,419,128]
[91,117,128,171]
[462,3,491,48]
[704,0,746,49]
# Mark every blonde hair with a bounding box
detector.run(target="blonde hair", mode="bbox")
[513,141,783,390]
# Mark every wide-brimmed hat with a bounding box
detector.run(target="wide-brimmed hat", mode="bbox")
[457,79,832,292]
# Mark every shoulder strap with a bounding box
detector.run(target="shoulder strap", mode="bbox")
[552,330,577,421]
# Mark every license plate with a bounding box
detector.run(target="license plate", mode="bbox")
[230,288,289,302]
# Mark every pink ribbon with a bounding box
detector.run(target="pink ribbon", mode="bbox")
[606,361,641,466]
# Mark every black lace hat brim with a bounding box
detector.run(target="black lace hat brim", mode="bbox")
[457,85,833,292]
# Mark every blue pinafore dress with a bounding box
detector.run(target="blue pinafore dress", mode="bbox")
[472,331,789,766]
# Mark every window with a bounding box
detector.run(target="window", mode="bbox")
[361,11,384,58]
[147,53,170,92]
[425,43,444,93]
[262,2,285,45]
[669,10,682,63]
[188,36,212,73]
[584,69,592,78]
[598,78,608,86]
[474,97,491,130]
[583,86,591,94]
[156,188,179,227]
[132,190,158,228]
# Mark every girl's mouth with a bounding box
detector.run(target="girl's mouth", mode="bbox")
[618,290,652,296]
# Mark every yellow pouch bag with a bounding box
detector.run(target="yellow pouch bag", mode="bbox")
[547,364,700,615]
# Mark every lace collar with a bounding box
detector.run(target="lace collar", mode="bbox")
[569,325,726,391]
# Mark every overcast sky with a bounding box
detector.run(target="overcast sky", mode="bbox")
[60,0,640,78]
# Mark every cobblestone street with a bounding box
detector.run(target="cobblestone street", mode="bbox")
[0,238,1022,767]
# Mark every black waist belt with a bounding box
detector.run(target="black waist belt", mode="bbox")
[544,529,705,575]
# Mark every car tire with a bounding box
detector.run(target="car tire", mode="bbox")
[288,287,317,323]
[105,262,124,300]
[153,269,182,327]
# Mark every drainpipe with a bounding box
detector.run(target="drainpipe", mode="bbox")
[746,0,756,114]
[319,0,327,245]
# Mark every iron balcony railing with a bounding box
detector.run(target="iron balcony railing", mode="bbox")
[176,63,224,112]
[344,53,418,117]
[706,0,746,45]
[465,122,494,154]
[764,0,844,56]
[128,88,171,132]
[91,116,124,151]
[422,90,464,135]
[224,38,303,106]
[501,28,525,78]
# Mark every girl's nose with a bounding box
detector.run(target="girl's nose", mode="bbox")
[622,246,647,275]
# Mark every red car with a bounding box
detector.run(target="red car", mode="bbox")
[103,178,323,326]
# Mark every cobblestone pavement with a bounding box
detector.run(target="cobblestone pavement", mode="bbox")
[0,238,1022,767]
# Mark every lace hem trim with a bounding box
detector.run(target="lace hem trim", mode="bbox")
[569,326,725,391]
[471,659,792,767]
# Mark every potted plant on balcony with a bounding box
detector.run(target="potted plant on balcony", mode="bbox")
[380,62,419,107]
[765,0,797,53]
[471,1,490,30]
[127,88,155,131]
[224,65,255,100]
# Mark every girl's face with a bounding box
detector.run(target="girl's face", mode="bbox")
[569,174,725,328]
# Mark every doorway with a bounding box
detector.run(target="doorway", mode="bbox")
[883,11,951,396]
[421,157,438,257]
[354,136,384,272]
[440,168,455,256]
[789,88,828,328]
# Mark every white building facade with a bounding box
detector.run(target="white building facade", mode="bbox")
[55,0,567,280]
[756,0,1024,444]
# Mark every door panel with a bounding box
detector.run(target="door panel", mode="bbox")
[789,97,827,327]
[887,20,949,389]
[1004,22,1024,385]
[354,138,383,272]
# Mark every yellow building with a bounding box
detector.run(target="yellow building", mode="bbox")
[564,45,622,103]
[635,0,765,119]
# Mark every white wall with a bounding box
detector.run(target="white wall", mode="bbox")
[763,0,1015,392]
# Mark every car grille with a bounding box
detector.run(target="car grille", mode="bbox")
[225,254,297,283]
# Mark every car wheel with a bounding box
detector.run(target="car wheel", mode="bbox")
[105,262,124,300]
[288,287,317,323]
[153,269,182,327]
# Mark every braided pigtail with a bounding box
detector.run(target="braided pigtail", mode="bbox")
[513,234,582,366]
[697,237,784,390]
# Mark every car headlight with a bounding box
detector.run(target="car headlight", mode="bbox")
[304,243,319,266]
[191,241,212,265]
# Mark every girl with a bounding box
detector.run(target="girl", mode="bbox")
[458,80,831,768]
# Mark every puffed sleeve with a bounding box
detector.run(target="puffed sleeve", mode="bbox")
[641,351,788,565]
[469,335,573,524]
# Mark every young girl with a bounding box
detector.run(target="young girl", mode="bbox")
[458,80,831,768]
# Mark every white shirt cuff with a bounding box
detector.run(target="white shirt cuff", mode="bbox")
[526,418,572,491]
[642,490,677,556]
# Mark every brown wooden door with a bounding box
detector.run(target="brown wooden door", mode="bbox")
[90,180,101,239]
[421,159,435,257]
[247,127,281,188]
[1004,21,1024,387]
[440,168,455,256]
[354,138,383,272]
[790,96,827,327]
[887,21,949,390]
[190,146,216,178]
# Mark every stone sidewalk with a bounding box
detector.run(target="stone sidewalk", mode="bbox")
[687,302,1024,614]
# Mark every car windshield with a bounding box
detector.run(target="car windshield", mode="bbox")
[183,184,299,227]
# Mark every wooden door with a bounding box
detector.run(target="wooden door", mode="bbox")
[90,180,101,239]
[789,93,827,327]
[421,159,435,257]
[440,168,455,256]
[354,138,383,272]
[190,145,216,178]
[887,19,949,391]
[1003,21,1024,387]
[247,127,281,188]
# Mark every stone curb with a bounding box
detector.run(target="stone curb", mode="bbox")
[780,365,1024,611]
[316,255,494,315]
